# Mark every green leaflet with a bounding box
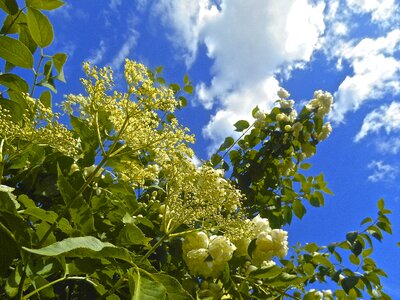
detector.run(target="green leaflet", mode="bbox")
[0,36,33,68]
[129,268,166,300]
[22,236,133,263]
[57,166,94,234]
[27,7,53,47]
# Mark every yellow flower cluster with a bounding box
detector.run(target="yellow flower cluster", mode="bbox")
[65,60,248,237]
[64,60,194,187]
[0,95,78,157]
[160,160,245,235]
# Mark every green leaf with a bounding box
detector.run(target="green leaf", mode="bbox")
[303,263,314,276]
[152,274,193,300]
[300,163,312,170]
[251,105,260,118]
[18,23,38,53]
[218,136,234,152]
[22,236,133,263]
[349,253,360,265]
[0,98,24,124]
[183,85,193,94]
[341,276,359,294]
[312,255,333,269]
[39,90,52,108]
[117,223,151,246]
[157,77,165,84]
[169,83,180,93]
[23,236,113,255]
[346,231,358,244]
[57,166,94,234]
[304,243,318,253]
[293,199,306,219]
[360,217,372,226]
[1,12,26,34]
[0,0,18,14]
[155,66,163,74]
[21,207,73,234]
[183,73,189,85]
[376,221,392,234]
[129,268,166,300]
[351,240,363,256]
[0,36,34,68]
[27,7,53,47]
[234,120,250,132]
[0,227,19,276]
[377,198,384,211]
[210,153,222,167]
[0,73,29,93]
[26,0,64,10]
[249,265,283,279]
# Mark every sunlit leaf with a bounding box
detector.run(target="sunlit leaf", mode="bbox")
[26,0,64,10]
[27,7,53,47]
[0,36,34,68]
[0,73,29,93]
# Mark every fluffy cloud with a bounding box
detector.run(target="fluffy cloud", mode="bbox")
[355,101,400,141]
[367,160,398,182]
[346,0,398,24]
[330,29,400,123]
[154,0,218,67]
[156,0,325,151]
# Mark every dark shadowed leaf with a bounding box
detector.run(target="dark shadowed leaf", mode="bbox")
[341,276,359,294]
[57,166,94,234]
[0,0,18,14]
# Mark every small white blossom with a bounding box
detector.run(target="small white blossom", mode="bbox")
[317,122,332,141]
[277,88,290,99]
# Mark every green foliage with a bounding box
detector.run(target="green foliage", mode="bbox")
[0,4,394,300]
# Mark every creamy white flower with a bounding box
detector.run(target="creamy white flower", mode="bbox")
[280,99,295,109]
[317,122,332,141]
[208,235,236,264]
[182,231,209,254]
[252,215,271,236]
[305,90,333,118]
[234,237,251,257]
[277,88,290,99]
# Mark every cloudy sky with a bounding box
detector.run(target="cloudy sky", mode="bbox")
[48,0,399,294]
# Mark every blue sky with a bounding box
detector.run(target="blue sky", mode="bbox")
[44,0,399,295]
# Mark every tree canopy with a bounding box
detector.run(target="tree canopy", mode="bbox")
[0,1,393,299]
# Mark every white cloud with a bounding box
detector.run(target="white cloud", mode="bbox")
[154,0,219,67]
[346,0,397,25]
[377,138,400,154]
[355,101,400,141]
[86,40,106,65]
[202,77,280,152]
[367,160,397,182]
[330,29,400,123]
[156,0,325,152]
